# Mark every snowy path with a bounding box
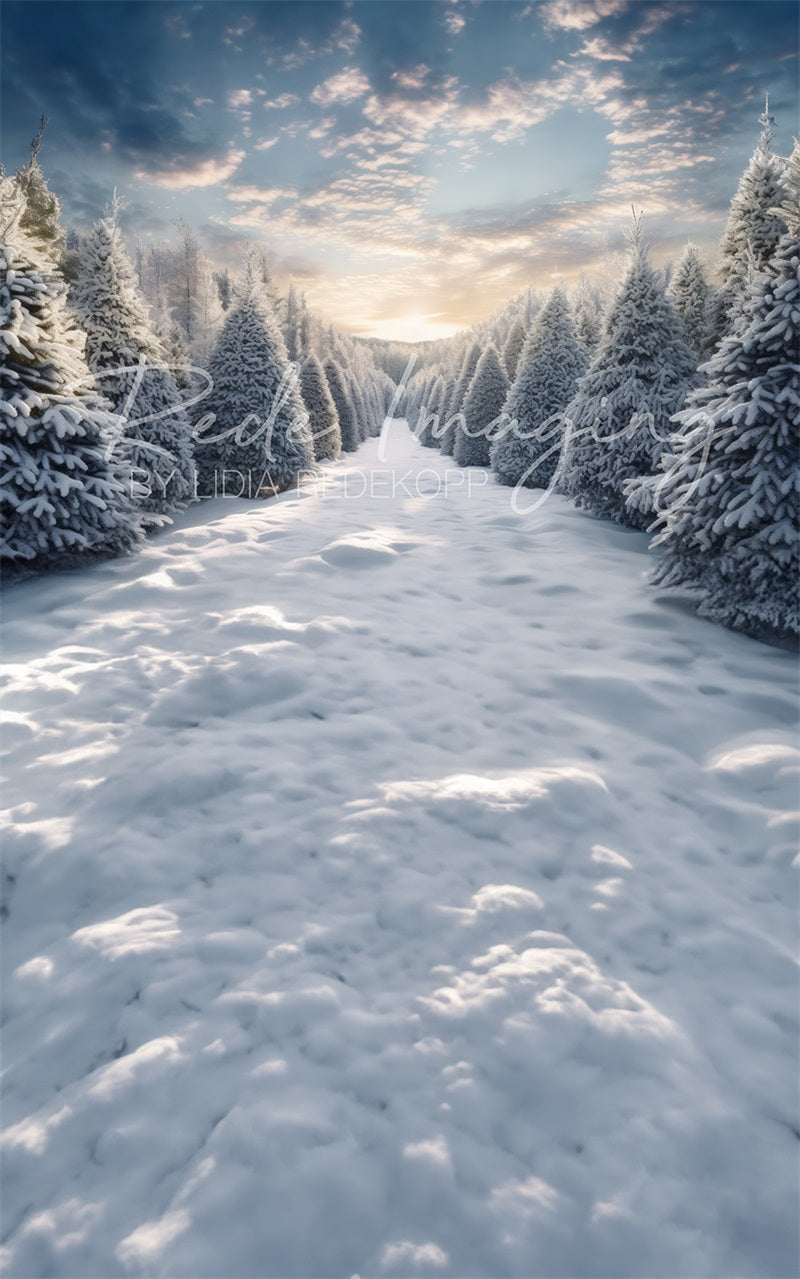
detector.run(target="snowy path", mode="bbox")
[1,426,797,1279]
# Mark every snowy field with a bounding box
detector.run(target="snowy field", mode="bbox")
[1,424,797,1279]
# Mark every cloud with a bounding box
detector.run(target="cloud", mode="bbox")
[263,93,300,110]
[310,67,372,107]
[539,0,629,33]
[254,136,279,152]
[226,89,253,110]
[133,148,245,189]
[226,184,296,204]
[444,10,466,36]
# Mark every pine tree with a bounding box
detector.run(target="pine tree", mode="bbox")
[669,243,712,356]
[419,373,446,447]
[491,286,587,489]
[561,216,697,530]
[502,319,526,380]
[714,97,787,335]
[324,359,360,453]
[300,353,341,461]
[12,117,66,264]
[0,179,140,571]
[71,202,196,524]
[573,276,603,353]
[441,340,480,456]
[193,267,314,497]
[639,140,800,640]
[454,345,509,467]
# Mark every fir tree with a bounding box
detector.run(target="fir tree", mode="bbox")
[324,359,360,452]
[714,97,787,336]
[441,340,480,456]
[419,373,445,447]
[491,285,586,489]
[561,216,697,530]
[669,243,712,357]
[300,353,341,462]
[502,319,526,380]
[71,202,196,524]
[638,140,800,640]
[454,345,509,467]
[0,179,140,570]
[193,267,314,497]
[13,117,66,264]
[573,276,603,353]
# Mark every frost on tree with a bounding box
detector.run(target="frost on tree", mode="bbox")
[668,244,712,357]
[300,353,341,462]
[418,373,445,448]
[640,140,800,641]
[442,341,480,457]
[573,276,603,353]
[194,266,314,498]
[12,117,66,264]
[502,319,526,380]
[454,345,509,468]
[710,97,787,342]
[491,285,586,489]
[71,202,196,525]
[0,180,140,571]
[560,216,697,530]
[324,359,359,453]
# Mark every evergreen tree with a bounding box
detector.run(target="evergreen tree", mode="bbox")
[300,353,341,462]
[419,373,445,447]
[193,268,314,497]
[560,217,697,530]
[491,285,586,489]
[12,117,66,263]
[213,268,231,311]
[714,97,787,335]
[72,202,196,524]
[669,243,712,357]
[573,275,603,353]
[502,319,526,380]
[454,345,509,467]
[324,359,359,453]
[441,340,480,456]
[0,179,140,571]
[638,140,800,640]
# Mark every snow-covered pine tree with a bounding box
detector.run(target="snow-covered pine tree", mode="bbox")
[0,178,140,571]
[441,340,480,456]
[638,138,800,640]
[573,276,603,353]
[300,353,341,462]
[454,345,509,467]
[491,285,586,489]
[560,216,697,530]
[193,262,314,497]
[419,373,445,447]
[502,319,526,380]
[711,96,787,339]
[669,243,712,357]
[71,201,196,524]
[324,359,360,453]
[12,117,66,264]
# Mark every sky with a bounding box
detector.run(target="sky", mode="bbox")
[2,0,797,341]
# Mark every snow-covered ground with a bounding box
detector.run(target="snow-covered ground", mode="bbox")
[1,424,797,1279]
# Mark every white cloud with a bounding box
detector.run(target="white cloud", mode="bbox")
[310,67,372,107]
[444,11,466,35]
[263,93,300,110]
[254,136,279,152]
[227,89,253,110]
[226,185,296,205]
[539,0,629,32]
[134,148,245,190]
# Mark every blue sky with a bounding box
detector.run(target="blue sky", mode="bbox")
[2,1,797,340]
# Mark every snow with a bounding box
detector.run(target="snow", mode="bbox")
[1,424,797,1279]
